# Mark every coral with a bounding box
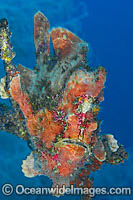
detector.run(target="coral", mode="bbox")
[0,11,128,200]
[0,76,9,99]
[22,153,37,178]
[102,134,119,153]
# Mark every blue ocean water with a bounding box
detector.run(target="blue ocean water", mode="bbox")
[0,0,133,200]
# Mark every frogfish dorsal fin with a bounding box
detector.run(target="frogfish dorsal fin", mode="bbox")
[50,27,88,58]
[34,11,50,64]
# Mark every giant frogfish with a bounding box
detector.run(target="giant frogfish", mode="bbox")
[0,12,128,199]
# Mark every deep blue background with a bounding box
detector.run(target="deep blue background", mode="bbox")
[0,0,133,199]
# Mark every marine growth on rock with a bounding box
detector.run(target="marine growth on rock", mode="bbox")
[0,12,128,199]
